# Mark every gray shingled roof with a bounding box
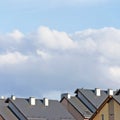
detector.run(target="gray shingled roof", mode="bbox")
[0,99,18,120]
[113,95,120,104]
[76,89,108,109]
[68,97,93,118]
[10,98,75,120]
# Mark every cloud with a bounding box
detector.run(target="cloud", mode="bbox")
[36,50,52,60]
[7,30,24,41]
[36,26,78,50]
[0,26,120,98]
[0,52,28,65]
[109,66,120,81]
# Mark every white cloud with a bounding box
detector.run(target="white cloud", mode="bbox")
[109,66,120,80]
[7,30,24,42]
[1,26,120,97]
[72,27,120,58]
[37,26,78,50]
[36,50,52,60]
[0,52,28,65]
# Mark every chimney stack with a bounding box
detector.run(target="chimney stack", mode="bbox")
[29,97,36,106]
[108,89,113,96]
[11,95,16,100]
[1,96,5,99]
[95,88,101,96]
[43,98,49,107]
[61,93,71,100]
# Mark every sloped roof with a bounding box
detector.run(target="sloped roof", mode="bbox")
[68,96,93,118]
[113,95,120,104]
[10,98,75,120]
[75,89,108,109]
[0,99,18,120]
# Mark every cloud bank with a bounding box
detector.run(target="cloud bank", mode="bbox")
[0,26,120,99]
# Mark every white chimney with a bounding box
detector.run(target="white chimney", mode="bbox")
[108,89,113,96]
[29,97,36,105]
[43,98,49,106]
[11,95,16,100]
[95,88,101,96]
[1,96,5,99]
[61,93,71,100]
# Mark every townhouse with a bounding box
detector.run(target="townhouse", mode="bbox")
[0,96,75,120]
[61,88,120,120]
[0,88,120,120]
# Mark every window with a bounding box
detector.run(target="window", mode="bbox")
[101,114,104,120]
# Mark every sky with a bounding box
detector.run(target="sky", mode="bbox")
[0,0,120,99]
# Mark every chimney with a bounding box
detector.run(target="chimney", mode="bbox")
[11,95,16,100]
[43,98,49,107]
[95,88,101,96]
[108,89,113,96]
[61,93,71,100]
[1,96,5,99]
[29,97,36,105]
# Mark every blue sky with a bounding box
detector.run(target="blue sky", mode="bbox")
[0,0,120,99]
[0,0,120,33]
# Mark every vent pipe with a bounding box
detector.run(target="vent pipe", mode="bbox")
[29,97,36,105]
[95,88,101,96]
[43,98,49,106]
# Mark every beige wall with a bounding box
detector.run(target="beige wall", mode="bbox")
[93,103,109,120]
[62,98,120,120]
[114,100,120,120]
[61,99,85,120]
[93,99,120,120]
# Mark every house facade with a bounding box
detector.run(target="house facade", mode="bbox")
[7,96,75,120]
[0,88,120,120]
[61,88,120,120]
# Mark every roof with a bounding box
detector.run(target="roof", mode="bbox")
[68,97,93,118]
[10,98,75,120]
[76,88,108,109]
[113,95,120,105]
[0,99,18,120]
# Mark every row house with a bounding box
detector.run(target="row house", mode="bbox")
[61,88,120,120]
[0,96,75,120]
[0,88,120,120]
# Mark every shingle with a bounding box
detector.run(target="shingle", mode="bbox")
[10,98,75,120]
[113,95,120,104]
[77,89,108,109]
[68,97,93,118]
[0,99,18,120]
